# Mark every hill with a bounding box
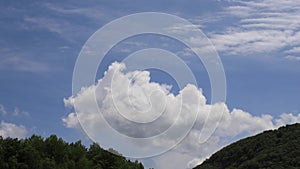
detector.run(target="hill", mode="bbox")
[194,123,300,169]
[0,135,144,169]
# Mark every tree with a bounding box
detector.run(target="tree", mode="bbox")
[0,135,148,169]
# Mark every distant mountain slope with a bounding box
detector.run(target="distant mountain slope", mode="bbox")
[0,135,144,169]
[194,123,300,169]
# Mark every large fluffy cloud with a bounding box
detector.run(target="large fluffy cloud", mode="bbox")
[63,62,300,168]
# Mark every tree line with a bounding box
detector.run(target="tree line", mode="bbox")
[0,134,145,169]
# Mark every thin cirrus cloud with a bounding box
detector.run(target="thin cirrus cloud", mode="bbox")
[23,16,87,44]
[194,0,300,59]
[0,55,49,73]
[21,6,96,44]
[62,62,300,168]
[0,48,49,73]
[43,3,106,21]
[0,104,8,116]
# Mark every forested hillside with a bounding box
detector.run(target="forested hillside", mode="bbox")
[194,123,300,169]
[0,135,144,169]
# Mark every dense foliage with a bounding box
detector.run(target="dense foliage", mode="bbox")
[0,135,144,169]
[194,123,300,169]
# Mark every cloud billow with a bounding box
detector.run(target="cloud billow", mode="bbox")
[63,62,300,168]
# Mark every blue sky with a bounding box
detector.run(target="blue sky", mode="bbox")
[1,0,300,168]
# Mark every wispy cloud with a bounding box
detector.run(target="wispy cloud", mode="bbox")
[13,107,30,117]
[210,29,292,55]
[285,46,300,54]
[21,3,100,44]
[0,49,49,73]
[23,16,88,43]
[0,104,7,116]
[193,0,300,58]
[284,55,300,62]
[24,17,66,34]
[0,104,30,117]
[43,3,106,20]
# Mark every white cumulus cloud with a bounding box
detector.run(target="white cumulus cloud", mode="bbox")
[0,121,28,139]
[63,62,300,169]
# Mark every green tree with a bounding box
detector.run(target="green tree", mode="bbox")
[0,135,148,169]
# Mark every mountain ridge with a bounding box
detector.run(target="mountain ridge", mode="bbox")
[194,123,300,169]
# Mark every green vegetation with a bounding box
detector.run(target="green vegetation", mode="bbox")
[0,135,144,169]
[194,123,300,169]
